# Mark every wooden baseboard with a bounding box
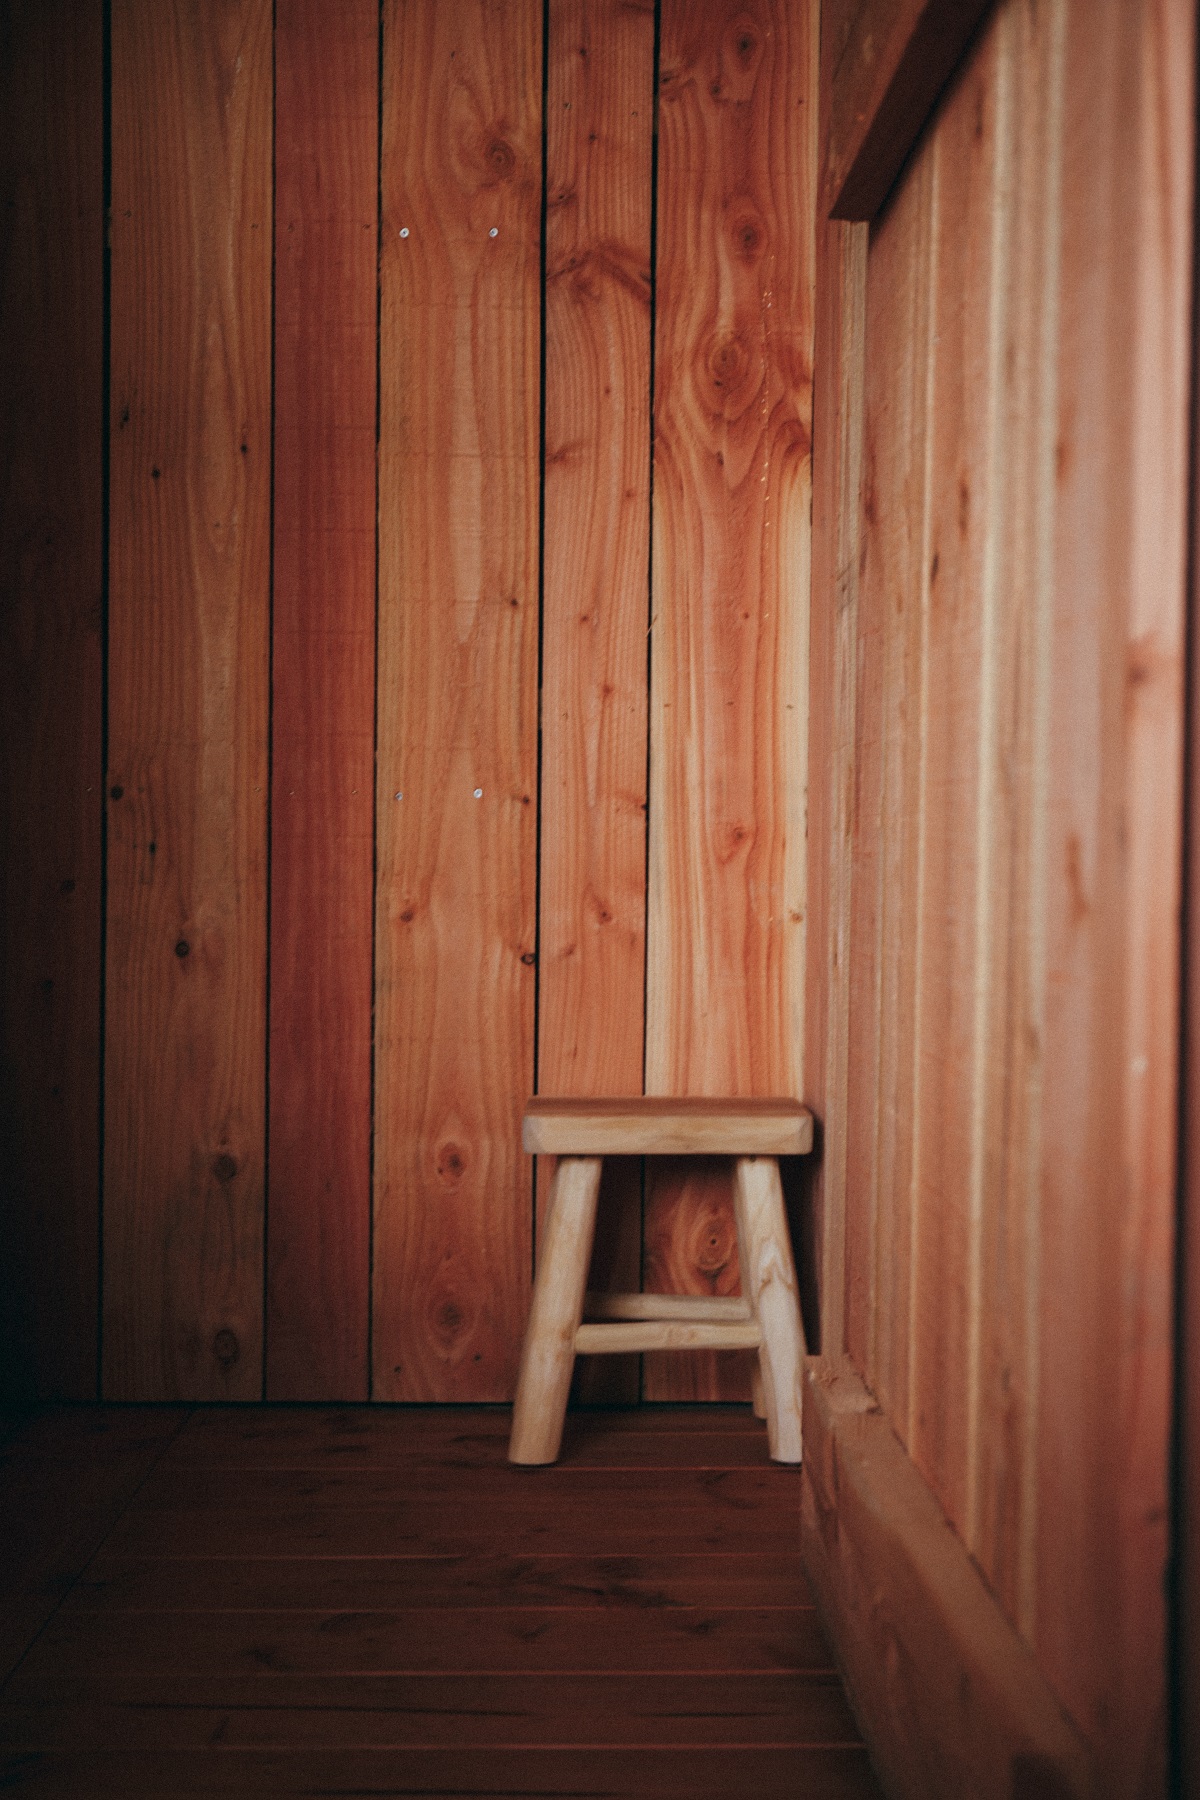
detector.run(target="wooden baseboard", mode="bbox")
[801,1357,1090,1800]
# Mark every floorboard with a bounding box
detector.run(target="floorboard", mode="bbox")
[0,1406,880,1796]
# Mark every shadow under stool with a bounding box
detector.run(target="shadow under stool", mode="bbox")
[509,1096,813,1466]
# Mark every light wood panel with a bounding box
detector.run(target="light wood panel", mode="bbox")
[0,0,103,1401]
[810,0,1192,1785]
[105,0,272,1400]
[539,0,654,1405]
[1036,0,1190,1781]
[266,0,377,1401]
[801,1358,1088,1800]
[645,0,816,1399]
[374,0,542,1401]
[841,0,1059,1599]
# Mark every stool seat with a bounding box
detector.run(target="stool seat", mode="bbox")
[510,1096,812,1467]
[522,1095,813,1157]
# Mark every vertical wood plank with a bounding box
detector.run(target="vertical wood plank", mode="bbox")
[105,0,272,1400]
[844,142,935,1411]
[644,0,816,1399]
[0,0,103,1400]
[538,0,655,1406]
[968,0,1062,1629]
[1035,0,1191,1781]
[374,0,541,1402]
[901,34,999,1547]
[267,0,378,1401]
[804,205,866,1364]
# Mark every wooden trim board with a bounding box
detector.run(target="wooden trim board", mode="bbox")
[823,0,993,220]
[801,1356,1090,1800]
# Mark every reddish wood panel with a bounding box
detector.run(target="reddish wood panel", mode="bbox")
[644,0,816,1399]
[105,0,272,1399]
[266,0,377,1401]
[0,0,103,1401]
[538,0,654,1404]
[373,0,541,1401]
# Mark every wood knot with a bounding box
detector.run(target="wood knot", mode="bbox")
[436,1142,466,1185]
[707,335,749,394]
[485,136,516,179]
[730,211,763,259]
[110,785,124,800]
[735,28,759,64]
[213,1328,239,1367]
[175,940,190,958]
[212,1153,238,1183]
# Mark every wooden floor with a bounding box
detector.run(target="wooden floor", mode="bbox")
[0,1404,881,1797]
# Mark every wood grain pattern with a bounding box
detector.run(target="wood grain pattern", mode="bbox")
[645,0,816,1400]
[0,0,103,1402]
[801,1358,1088,1800]
[104,0,271,1400]
[540,0,652,1098]
[266,3,377,1400]
[0,1404,880,1793]
[812,0,1191,1783]
[1035,0,1191,1780]
[1184,115,1200,1800]
[841,0,1050,1587]
[373,0,541,1401]
[524,1095,812,1154]
[539,0,654,1406]
[0,1678,856,1749]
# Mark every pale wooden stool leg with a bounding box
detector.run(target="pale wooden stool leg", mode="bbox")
[733,1156,805,1463]
[509,1156,602,1465]
[750,1359,767,1419]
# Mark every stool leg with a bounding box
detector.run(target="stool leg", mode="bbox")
[509,1156,602,1465]
[750,1360,767,1420]
[733,1156,805,1463]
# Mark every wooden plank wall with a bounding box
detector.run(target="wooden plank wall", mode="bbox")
[104,0,272,1400]
[2,0,815,1405]
[373,0,542,1403]
[266,0,377,1401]
[807,0,1193,1785]
[538,0,654,1406]
[0,0,104,1402]
[644,0,816,1400]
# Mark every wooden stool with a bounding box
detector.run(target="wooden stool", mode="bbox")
[509,1097,813,1466]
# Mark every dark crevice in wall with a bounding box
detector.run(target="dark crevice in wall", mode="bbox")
[367,0,386,1400]
[261,0,278,1405]
[530,0,551,1282]
[96,0,113,1402]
